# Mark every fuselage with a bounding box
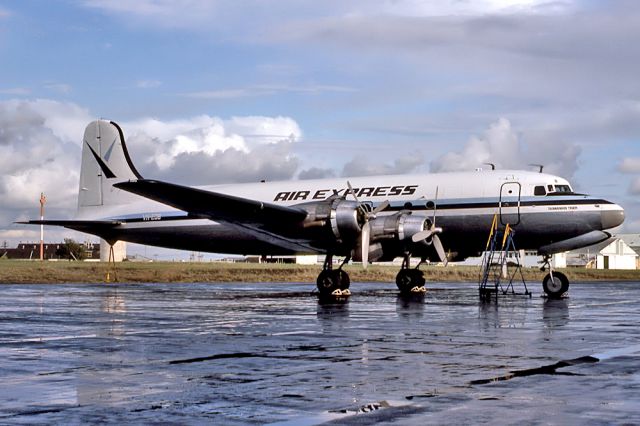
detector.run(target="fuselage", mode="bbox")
[77,169,625,260]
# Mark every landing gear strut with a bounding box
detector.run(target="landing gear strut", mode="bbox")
[316,254,351,298]
[540,255,569,298]
[395,254,426,294]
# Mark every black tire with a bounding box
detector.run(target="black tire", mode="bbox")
[396,270,413,293]
[543,272,569,298]
[333,269,350,290]
[317,270,339,296]
[412,269,426,287]
[396,269,425,293]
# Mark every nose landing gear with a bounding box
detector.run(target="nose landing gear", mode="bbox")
[540,255,569,298]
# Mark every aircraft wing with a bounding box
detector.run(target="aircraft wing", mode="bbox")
[114,179,308,225]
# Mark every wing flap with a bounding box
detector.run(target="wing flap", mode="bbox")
[114,180,308,224]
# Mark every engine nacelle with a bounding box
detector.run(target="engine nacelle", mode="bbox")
[369,212,430,243]
[354,212,431,262]
[298,198,363,244]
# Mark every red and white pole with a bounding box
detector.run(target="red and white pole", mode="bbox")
[39,192,46,261]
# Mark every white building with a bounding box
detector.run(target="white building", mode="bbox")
[568,238,637,270]
[617,234,640,269]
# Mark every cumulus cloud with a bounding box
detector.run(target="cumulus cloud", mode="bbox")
[120,115,301,181]
[618,158,640,174]
[298,167,336,180]
[430,118,581,178]
[0,100,91,246]
[342,154,424,177]
[0,100,90,210]
[0,99,307,247]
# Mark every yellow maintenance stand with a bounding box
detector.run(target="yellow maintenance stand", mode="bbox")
[478,214,530,300]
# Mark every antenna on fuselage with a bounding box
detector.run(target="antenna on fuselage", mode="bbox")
[483,163,496,170]
[529,164,544,173]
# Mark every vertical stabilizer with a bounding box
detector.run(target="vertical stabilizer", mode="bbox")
[78,120,143,212]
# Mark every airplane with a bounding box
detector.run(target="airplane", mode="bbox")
[20,120,625,298]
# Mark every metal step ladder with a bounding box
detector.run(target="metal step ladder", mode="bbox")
[478,214,531,300]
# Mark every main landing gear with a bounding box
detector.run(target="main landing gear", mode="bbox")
[316,255,351,298]
[540,255,569,299]
[395,254,427,294]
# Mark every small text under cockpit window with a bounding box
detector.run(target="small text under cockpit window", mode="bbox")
[534,186,546,196]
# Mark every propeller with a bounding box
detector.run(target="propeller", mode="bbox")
[347,181,389,269]
[411,186,448,266]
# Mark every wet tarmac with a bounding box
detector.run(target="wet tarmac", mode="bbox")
[1,281,639,425]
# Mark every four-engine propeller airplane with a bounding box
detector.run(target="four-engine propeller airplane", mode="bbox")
[20,120,625,298]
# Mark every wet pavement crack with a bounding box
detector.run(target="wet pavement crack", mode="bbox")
[169,352,265,364]
[470,355,599,385]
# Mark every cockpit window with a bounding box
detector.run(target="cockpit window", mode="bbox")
[534,186,546,196]
[554,185,572,193]
[541,184,575,196]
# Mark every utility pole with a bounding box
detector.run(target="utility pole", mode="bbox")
[40,192,46,261]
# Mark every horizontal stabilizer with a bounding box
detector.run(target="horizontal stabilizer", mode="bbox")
[16,219,121,234]
[114,180,308,224]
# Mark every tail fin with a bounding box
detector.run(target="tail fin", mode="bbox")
[78,120,143,212]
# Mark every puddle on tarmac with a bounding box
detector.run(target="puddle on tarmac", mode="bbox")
[0,281,639,424]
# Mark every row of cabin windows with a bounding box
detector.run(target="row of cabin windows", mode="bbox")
[533,184,572,196]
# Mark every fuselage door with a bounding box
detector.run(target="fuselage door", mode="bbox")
[499,182,521,226]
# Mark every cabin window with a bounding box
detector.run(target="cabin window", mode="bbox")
[547,185,554,192]
[534,186,546,196]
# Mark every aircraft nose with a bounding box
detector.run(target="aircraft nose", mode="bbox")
[601,204,625,229]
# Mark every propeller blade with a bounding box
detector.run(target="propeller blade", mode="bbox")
[361,221,370,269]
[411,226,443,243]
[433,235,448,266]
[371,200,390,217]
[412,229,434,243]
[347,181,361,204]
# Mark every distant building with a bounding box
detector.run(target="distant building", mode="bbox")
[100,240,126,262]
[0,242,100,260]
[568,237,638,270]
[616,234,640,269]
[245,255,322,264]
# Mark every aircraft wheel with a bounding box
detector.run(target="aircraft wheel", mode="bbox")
[396,269,425,293]
[543,272,569,298]
[334,269,350,290]
[317,270,350,296]
[317,270,339,296]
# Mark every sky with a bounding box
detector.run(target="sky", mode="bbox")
[1,0,640,258]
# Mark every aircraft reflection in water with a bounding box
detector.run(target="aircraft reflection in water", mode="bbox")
[22,120,625,298]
